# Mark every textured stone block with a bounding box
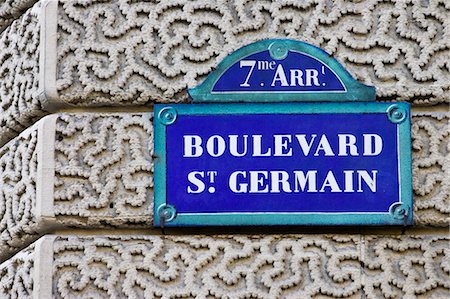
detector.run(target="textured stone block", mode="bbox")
[412,111,450,226]
[0,120,40,263]
[1,0,450,147]
[0,1,43,148]
[55,0,450,105]
[0,112,448,263]
[53,113,154,227]
[0,242,35,298]
[0,234,449,298]
[0,0,38,32]
[0,113,154,262]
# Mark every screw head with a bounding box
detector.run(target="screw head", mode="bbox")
[269,41,289,60]
[157,204,177,222]
[165,112,174,120]
[393,110,403,119]
[158,107,177,125]
[389,202,409,220]
[387,105,407,124]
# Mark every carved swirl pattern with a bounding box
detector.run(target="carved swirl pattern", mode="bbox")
[412,112,449,226]
[51,235,449,298]
[0,127,39,263]
[0,243,34,298]
[0,0,38,32]
[0,3,43,147]
[54,113,154,226]
[57,0,450,105]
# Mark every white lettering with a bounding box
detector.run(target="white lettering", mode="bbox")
[338,134,359,156]
[269,61,276,70]
[249,171,269,193]
[314,135,335,156]
[239,60,256,87]
[229,171,247,193]
[206,135,225,157]
[305,69,320,86]
[229,135,248,157]
[319,171,342,192]
[274,135,292,156]
[270,171,292,193]
[293,170,318,192]
[290,69,304,86]
[343,170,354,192]
[225,170,377,194]
[271,64,289,86]
[183,135,203,157]
[363,134,383,156]
[187,171,205,193]
[295,134,317,156]
[357,170,377,192]
[182,133,384,158]
[252,135,272,157]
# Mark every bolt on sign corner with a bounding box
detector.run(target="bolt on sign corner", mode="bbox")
[153,39,413,227]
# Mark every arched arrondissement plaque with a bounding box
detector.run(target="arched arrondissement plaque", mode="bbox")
[154,39,412,227]
[188,39,375,102]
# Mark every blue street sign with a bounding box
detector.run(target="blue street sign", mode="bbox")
[154,103,413,227]
[154,39,412,227]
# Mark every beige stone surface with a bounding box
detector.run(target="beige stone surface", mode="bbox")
[0,2,43,148]
[0,242,35,298]
[412,111,450,226]
[56,0,450,105]
[0,111,448,263]
[0,113,155,263]
[0,122,41,263]
[0,234,449,298]
[53,113,153,227]
[0,0,38,32]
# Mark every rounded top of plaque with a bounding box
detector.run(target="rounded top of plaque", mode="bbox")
[188,39,376,103]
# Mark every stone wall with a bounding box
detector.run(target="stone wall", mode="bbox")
[2,234,449,298]
[55,0,449,105]
[0,0,449,298]
[0,2,42,147]
[0,0,38,32]
[0,122,40,262]
[1,0,449,147]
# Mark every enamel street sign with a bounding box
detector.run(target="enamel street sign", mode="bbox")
[153,40,412,227]
[154,103,412,226]
[188,39,375,102]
